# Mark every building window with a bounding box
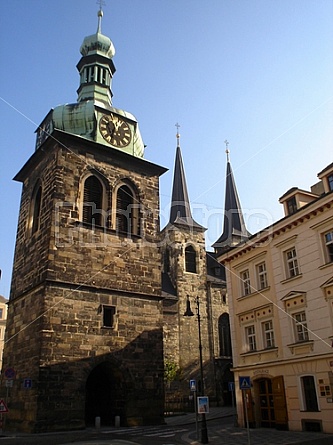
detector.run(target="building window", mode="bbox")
[293,311,309,342]
[285,248,299,278]
[116,184,140,236]
[185,245,197,273]
[241,269,251,296]
[245,325,256,351]
[218,313,232,357]
[324,230,333,263]
[287,196,297,215]
[328,174,333,192]
[102,306,116,328]
[262,320,275,348]
[164,248,170,273]
[31,184,42,234]
[257,262,268,290]
[83,175,104,226]
[301,376,319,412]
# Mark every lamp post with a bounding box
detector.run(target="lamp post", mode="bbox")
[184,295,209,444]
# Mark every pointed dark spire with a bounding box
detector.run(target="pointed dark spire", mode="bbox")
[168,126,205,230]
[213,146,250,253]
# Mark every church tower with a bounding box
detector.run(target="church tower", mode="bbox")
[213,147,251,255]
[2,9,166,432]
[161,131,227,406]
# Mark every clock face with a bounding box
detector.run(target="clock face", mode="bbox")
[99,114,132,148]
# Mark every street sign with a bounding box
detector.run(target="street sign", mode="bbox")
[239,376,251,390]
[197,396,209,414]
[4,368,15,380]
[190,379,196,391]
[0,400,8,413]
[23,379,32,389]
[5,380,13,388]
[228,381,235,392]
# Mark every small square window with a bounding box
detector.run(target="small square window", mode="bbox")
[0,308,3,319]
[102,306,116,328]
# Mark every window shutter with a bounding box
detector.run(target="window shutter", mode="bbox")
[83,176,103,226]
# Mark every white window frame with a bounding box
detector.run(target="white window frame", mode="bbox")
[324,230,333,263]
[245,325,257,352]
[256,262,268,290]
[293,311,309,342]
[285,247,299,278]
[240,269,251,296]
[261,319,275,348]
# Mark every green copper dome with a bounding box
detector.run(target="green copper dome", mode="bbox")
[80,11,115,59]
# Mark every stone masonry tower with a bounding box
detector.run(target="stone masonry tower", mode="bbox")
[161,131,225,405]
[2,9,166,432]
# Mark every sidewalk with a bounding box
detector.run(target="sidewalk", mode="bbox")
[166,407,333,445]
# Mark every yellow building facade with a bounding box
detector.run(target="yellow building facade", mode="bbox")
[219,162,333,434]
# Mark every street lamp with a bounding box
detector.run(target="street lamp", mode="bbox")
[184,295,209,444]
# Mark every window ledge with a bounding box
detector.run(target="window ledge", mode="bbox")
[281,273,303,285]
[240,347,278,359]
[74,221,141,239]
[319,261,333,270]
[287,340,314,354]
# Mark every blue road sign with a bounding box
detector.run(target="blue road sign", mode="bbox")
[228,381,235,391]
[239,376,251,390]
[190,379,196,391]
[23,378,32,389]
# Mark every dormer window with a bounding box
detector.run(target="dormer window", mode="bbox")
[287,196,297,215]
[328,174,333,192]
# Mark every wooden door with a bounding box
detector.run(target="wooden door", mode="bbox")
[272,375,288,430]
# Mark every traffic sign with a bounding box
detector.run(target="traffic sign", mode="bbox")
[4,368,15,380]
[23,379,32,389]
[5,380,13,388]
[228,381,235,391]
[239,376,251,390]
[0,400,8,413]
[190,379,196,391]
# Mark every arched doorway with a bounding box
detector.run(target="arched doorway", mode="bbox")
[85,361,127,426]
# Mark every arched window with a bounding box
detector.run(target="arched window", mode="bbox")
[116,184,140,236]
[218,313,232,357]
[185,245,196,273]
[31,184,42,234]
[83,175,103,226]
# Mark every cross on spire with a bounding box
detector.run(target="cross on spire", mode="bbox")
[175,122,181,147]
[224,139,230,162]
[97,0,106,32]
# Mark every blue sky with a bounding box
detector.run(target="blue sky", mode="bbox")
[0,0,332,298]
